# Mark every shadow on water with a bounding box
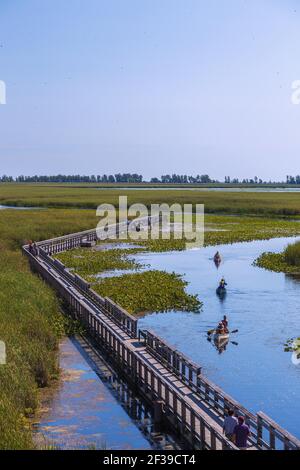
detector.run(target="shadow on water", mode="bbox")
[70,336,180,450]
[286,273,300,285]
[33,337,180,450]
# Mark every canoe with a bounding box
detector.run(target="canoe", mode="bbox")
[213,332,230,343]
[216,286,226,296]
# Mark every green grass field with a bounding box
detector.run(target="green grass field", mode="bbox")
[1,183,300,216]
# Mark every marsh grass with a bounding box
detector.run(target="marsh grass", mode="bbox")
[255,241,300,274]
[0,209,99,449]
[2,183,300,216]
[284,241,300,266]
[0,251,65,448]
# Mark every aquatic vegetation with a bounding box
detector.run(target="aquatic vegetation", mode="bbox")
[254,252,290,272]
[139,238,186,252]
[56,247,144,276]
[284,338,300,352]
[56,243,201,314]
[254,241,300,274]
[92,270,202,315]
[203,216,300,247]
[136,216,300,251]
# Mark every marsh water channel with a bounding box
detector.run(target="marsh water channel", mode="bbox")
[36,236,300,446]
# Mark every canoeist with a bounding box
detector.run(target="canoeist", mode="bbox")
[219,277,227,289]
[214,251,221,263]
[216,322,225,335]
[222,315,229,332]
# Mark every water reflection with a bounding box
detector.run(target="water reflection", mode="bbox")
[34,338,178,450]
[0,205,41,210]
[213,258,221,269]
[285,273,300,286]
[207,335,230,354]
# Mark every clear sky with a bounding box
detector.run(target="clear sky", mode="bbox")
[0,0,300,180]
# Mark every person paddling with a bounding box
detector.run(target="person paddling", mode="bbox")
[219,277,227,289]
[216,321,225,335]
[222,315,229,333]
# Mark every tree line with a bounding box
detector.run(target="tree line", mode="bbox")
[0,173,299,184]
[0,174,143,183]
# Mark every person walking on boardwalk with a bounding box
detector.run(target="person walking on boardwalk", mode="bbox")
[32,241,39,257]
[233,416,250,449]
[223,409,238,441]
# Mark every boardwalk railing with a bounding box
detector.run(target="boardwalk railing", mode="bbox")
[38,247,138,338]
[139,329,201,389]
[22,221,300,451]
[138,329,300,450]
[37,216,159,255]
[257,412,300,450]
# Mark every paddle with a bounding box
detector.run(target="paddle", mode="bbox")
[207,328,238,336]
[207,329,215,336]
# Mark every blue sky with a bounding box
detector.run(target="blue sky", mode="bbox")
[0,0,300,180]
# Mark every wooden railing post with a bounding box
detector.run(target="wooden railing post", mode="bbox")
[257,413,263,448]
[211,429,217,450]
[270,425,276,450]
[200,417,206,449]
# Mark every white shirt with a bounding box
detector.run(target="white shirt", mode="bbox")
[223,415,238,435]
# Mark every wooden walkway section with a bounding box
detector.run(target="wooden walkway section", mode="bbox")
[23,222,300,451]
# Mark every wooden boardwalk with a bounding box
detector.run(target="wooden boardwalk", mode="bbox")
[23,223,300,451]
